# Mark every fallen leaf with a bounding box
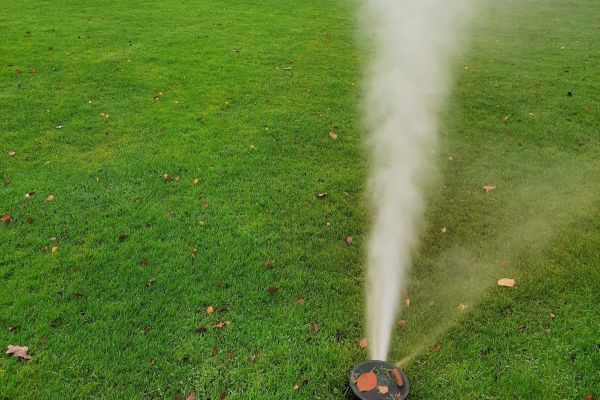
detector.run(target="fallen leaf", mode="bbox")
[345,236,353,245]
[459,303,468,311]
[146,278,155,287]
[584,106,591,113]
[7,150,16,157]
[4,179,11,185]
[163,173,170,182]
[186,392,196,400]
[31,67,37,74]
[196,326,207,335]
[264,259,274,269]
[211,347,218,356]
[497,278,516,288]
[429,299,437,306]
[219,392,227,400]
[584,395,594,400]
[317,192,327,199]
[206,306,214,315]
[483,185,496,193]
[293,384,300,391]
[441,227,447,233]
[138,258,150,265]
[397,319,407,328]
[296,296,305,304]
[6,345,32,360]
[99,112,110,120]
[192,248,198,258]
[213,321,230,329]
[198,220,205,226]
[51,246,58,253]
[502,116,510,123]
[378,386,389,394]
[359,338,368,349]
[499,258,509,266]
[192,178,199,185]
[203,203,209,209]
[391,368,404,387]
[118,233,129,242]
[1,214,11,223]
[46,195,55,202]
[312,321,319,335]
[174,176,180,182]
[328,131,338,139]
[433,343,441,352]
[518,324,526,333]
[267,286,279,294]
[356,371,377,392]
[403,298,411,307]
[549,313,557,319]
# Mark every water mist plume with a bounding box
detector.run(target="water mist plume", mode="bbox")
[362,0,473,361]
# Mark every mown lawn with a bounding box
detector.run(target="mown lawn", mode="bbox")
[1,0,599,399]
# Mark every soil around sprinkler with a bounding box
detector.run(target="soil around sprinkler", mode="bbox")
[349,360,410,400]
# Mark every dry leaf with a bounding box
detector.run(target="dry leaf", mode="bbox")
[499,258,509,266]
[264,259,274,269]
[483,185,496,193]
[359,338,368,349]
[497,278,516,288]
[118,233,129,242]
[267,286,279,294]
[8,150,16,157]
[211,347,218,356]
[4,179,11,185]
[502,116,510,123]
[219,392,227,400]
[1,214,11,222]
[293,384,300,391]
[213,321,230,329]
[163,173,170,182]
[441,227,447,233]
[317,192,327,199]
[6,345,32,360]
[549,313,556,319]
[138,258,150,265]
[356,371,377,392]
[198,220,205,226]
[46,195,55,202]
[296,296,305,304]
[174,176,180,182]
[391,368,404,387]
[378,386,389,394]
[206,306,214,316]
[345,236,353,245]
[403,298,411,307]
[397,319,407,328]
[312,321,319,335]
[203,203,209,209]
[99,112,110,120]
[433,343,442,352]
[51,246,59,253]
[146,278,155,287]
[192,178,199,185]
[186,392,196,400]
[328,131,338,139]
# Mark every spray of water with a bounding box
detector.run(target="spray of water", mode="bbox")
[362,0,473,361]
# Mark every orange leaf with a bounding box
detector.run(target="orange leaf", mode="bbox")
[497,278,515,287]
[391,368,404,387]
[1,214,11,222]
[378,386,389,394]
[345,236,353,245]
[359,338,368,349]
[328,131,338,139]
[356,371,377,392]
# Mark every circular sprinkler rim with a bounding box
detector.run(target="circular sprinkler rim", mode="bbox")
[349,360,410,400]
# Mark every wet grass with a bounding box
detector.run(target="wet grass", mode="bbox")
[1,0,599,399]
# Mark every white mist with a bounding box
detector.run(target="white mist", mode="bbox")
[362,0,473,361]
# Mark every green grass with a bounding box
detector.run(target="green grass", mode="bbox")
[1,0,599,399]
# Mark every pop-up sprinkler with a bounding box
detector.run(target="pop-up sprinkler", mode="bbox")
[349,360,410,399]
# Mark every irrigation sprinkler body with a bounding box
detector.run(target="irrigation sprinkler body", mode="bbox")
[349,360,410,400]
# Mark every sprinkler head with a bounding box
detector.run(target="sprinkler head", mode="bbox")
[349,360,410,400]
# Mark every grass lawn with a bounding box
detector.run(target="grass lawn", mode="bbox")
[1,0,599,398]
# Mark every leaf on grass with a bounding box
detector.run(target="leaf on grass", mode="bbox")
[186,392,196,400]
[397,319,407,328]
[345,236,353,245]
[483,185,496,193]
[433,343,442,352]
[267,286,279,294]
[497,278,515,288]
[3,179,11,185]
[356,371,377,392]
[192,178,199,185]
[99,112,110,120]
[316,192,327,199]
[440,226,447,233]
[138,258,150,266]
[206,306,214,316]
[7,151,16,157]
[46,195,55,202]
[264,259,274,269]
[211,347,218,356]
[6,345,32,360]
[118,233,129,242]
[403,298,411,307]
[391,368,404,387]
[213,321,231,329]
[359,338,368,349]
[328,131,338,139]
[1,214,11,222]
[296,296,305,304]
[163,173,170,182]
[378,386,389,394]
[312,321,319,335]
[51,246,59,253]
[146,278,155,287]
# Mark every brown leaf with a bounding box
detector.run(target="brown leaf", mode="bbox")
[584,106,591,113]
[378,386,389,394]
[264,259,274,269]
[138,258,150,266]
[6,345,32,360]
[312,321,319,335]
[186,392,196,400]
[211,347,218,356]
[196,326,207,335]
[356,371,377,392]
[584,395,594,400]
[163,173,170,182]
[403,298,411,307]
[296,296,305,304]
[3,179,11,185]
[118,233,129,242]
[219,392,227,400]
[213,321,231,329]
[345,236,353,245]
[46,194,55,202]
[293,384,300,391]
[51,246,59,253]
[267,286,279,294]
[203,203,209,209]
[359,338,368,349]
[397,319,407,328]
[433,343,442,352]
[483,185,496,193]
[328,131,338,139]
[1,214,11,222]
[31,67,37,74]
[499,258,509,266]
[7,150,16,157]
[316,192,327,199]
[146,278,155,287]
[497,278,516,288]
[206,306,214,315]
[391,368,404,387]
[192,178,200,185]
